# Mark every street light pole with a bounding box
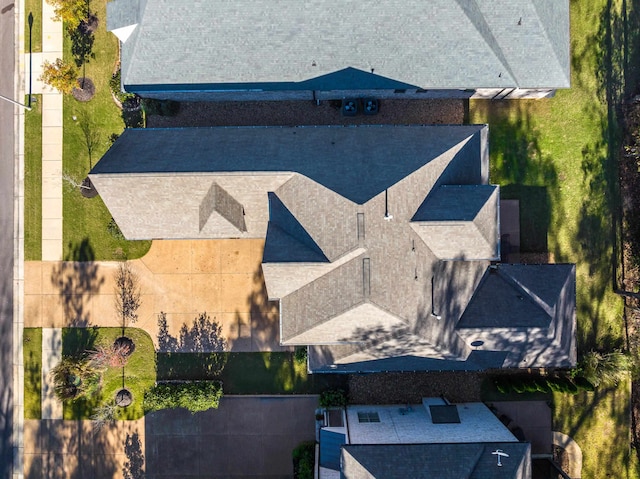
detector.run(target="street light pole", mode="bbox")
[28,13,33,108]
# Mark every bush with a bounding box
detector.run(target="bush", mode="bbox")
[579,350,630,387]
[107,217,125,240]
[50,356,102,400]
[294,346,308,364]
[292,441,315,479]
[493,375,588,395]
[319,389,347,408]
[143,381,223,414]
[109,69,135,105]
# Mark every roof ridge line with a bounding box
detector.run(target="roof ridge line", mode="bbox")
[498,267,554,319]
[531,0,572,86]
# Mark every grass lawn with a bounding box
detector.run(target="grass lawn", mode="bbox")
[62,327,156,420]
[469,0,638,477]
[24,94,42,260]
[23,328,42,420]
[24,0,42,53]
[157,352,346,395]
[62,0,151,261]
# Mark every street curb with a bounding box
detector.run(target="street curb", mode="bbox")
[12,0,26,476]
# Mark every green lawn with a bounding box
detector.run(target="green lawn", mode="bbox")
[157,352,346,395]
[62,327,156,420]
[23,328,42,420]
[24,0,42,53]
[469,0,637,477]
[62,0,151,261]
[24,94,42,260]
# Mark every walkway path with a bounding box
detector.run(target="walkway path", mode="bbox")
[28,0,64,261]
[41,328,62,420]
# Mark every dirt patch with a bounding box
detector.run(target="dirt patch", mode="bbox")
[146,99,465,128]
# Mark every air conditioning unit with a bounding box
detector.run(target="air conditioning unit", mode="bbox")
[341,99,359,116]
[363,98,379,115]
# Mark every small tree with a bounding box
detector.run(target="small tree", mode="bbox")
[39,58,77,94]
[77,110,101,168]
[50,356,101,401]
[88,343,132,369]
[114,262,141,335]
[46,0,87,31]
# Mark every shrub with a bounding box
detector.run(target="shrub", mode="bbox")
[579,350,630,388]
[107,217,124,240]
[50,356,102,400]
[292,441,315,479]
[143,381,223,414]
[294,346,308,364]
[319,389,347,408]
[109,69,135,104]
[88,343,132,369]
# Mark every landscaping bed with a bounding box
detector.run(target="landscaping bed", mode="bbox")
[61,327,155,420]
[145,98,465,128]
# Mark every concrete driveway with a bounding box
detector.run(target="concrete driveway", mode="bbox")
[24,239,287,352]
[144,396,318,479]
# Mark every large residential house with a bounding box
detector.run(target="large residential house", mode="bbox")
[89,124,576,373]
[106,0,570,101]
[318,398,531,478]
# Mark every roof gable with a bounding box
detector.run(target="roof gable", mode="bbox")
[111,0,570,92]
[342,443,531,479]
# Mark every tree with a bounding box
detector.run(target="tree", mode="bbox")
[77,110,101,168]
[46,0,87,31]
[50,356,101,400]
[114,262,141,334]
[39,58,77,94]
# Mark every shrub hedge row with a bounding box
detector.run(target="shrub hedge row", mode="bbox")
[143,381,223,414]
[493,375,595,395]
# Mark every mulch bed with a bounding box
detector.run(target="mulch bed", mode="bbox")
[348,371,487,404]
[146,98,465,128]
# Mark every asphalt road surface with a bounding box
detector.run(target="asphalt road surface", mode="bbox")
[0,0,16,477]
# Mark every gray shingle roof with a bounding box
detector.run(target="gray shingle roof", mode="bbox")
[341,442,531,479]
[108,0,570,93]
[91,124,576,371]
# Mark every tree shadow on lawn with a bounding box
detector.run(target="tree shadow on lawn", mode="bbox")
[471,100,562,257]
[553,383,635,477]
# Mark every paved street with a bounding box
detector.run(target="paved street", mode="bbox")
[0,0,16,476]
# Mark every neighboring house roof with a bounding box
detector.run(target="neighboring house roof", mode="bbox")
[341,443,531,479]
[107,0,570,93]
[321,400,531,479]
[90,124,576,372]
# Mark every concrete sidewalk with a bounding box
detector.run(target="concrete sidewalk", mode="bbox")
[27,0,64,262]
